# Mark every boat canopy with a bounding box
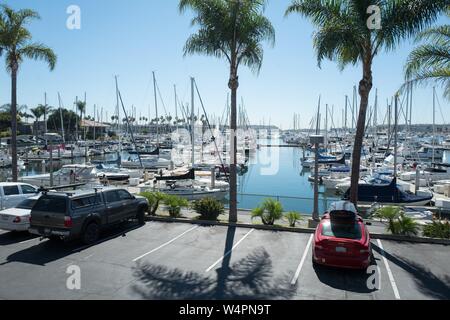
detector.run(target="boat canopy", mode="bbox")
[343,178,433,204]
[155,168,195,181]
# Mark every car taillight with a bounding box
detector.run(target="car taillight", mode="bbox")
[13,216,21,223]
[64,216,73,228]
[315,245,324,250]
[360,249,370,254]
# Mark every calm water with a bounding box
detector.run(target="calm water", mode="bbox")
[237,139,339,213]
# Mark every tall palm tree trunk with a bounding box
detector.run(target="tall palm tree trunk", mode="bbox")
[228,63,238,223]
[349,58,373,206]
[11,66,18,182]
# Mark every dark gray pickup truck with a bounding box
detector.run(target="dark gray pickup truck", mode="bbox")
[29,188,148,244]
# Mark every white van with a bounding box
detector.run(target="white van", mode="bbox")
[0,182,39,210]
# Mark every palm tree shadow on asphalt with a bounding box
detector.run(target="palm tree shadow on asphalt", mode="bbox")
[372,243,450,299]
[311,256,380,295]
[131,226,297,300]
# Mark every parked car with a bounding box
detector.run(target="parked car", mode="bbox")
[0,196,40,232]
[0,182,39,210]
[29,188,149,244]
[312,201,372,270]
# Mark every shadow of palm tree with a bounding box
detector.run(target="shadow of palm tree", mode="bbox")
[372,243,450,299]
[2,222,143,266]
[132,247,296,300]
[312,259,379,294]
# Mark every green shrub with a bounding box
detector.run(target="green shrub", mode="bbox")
[285,211,302,227]
[423,220,450,239]
[392,215,420,237]
[374,206,403,234]
[192,197,224,221]
[251,198,283,226]
[139,192,166,216]
[163,195,189,218]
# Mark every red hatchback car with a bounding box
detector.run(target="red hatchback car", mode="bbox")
[312,201,372,270]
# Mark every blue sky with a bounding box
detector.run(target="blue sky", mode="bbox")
[0,0,448,129]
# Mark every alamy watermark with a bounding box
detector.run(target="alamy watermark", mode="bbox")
[367,5,382,30]
[66,265,81,290]
[66,5,81,30]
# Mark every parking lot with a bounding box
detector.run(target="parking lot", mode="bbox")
[0,221,449,300]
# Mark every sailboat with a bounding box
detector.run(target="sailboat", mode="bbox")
[343,178,432,206]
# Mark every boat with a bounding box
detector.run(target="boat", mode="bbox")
[343,178,433,206]
[20,164,98,187]
[121,155,173,170]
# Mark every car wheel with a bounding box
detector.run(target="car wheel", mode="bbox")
[137,207,146,225]
[82,222,100,245]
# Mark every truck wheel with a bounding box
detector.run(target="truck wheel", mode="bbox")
[137,207,146,225]
[82,222,100,245]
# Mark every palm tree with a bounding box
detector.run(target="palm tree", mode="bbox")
[30,106,44,132]
[36,104,52,135]
[286,0,448,206]
[0,5,57,181]
[404,23,450,99]
[180,0,275,222]
[76,100,86,139]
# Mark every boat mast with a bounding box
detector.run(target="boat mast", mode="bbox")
[191,77,195,166]
[432,86,436,163]
[394,93,398,179]
[152,71,159,146]
[174,84,178,120]
[57,92,65,144]
[325,104,328,151]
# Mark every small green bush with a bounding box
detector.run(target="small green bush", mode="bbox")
[374,206,403,234]
[392,215,420,237]
[423,220,450,239]
[251,198,283,226]
[192,197,224,221]
[375,206,420,236]
[139,192,166,216]
[163,195,189,218]
[285,211,302,227]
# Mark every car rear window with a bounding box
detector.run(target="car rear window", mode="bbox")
[321,221,362,240]
[33,196,67,214]
[16,199,37,210]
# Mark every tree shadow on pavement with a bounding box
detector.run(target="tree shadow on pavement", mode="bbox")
[1,222,143,266]
[131,227,297,300]
[312,258,379,294]
[372,244,450,300]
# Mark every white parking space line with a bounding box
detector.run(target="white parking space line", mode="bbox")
[291,234,314,285]
[19,237,40,245]
[377,239,401,300]
[133,225,200,262]
[205,228,255,273]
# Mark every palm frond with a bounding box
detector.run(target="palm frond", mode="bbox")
[181,0,274,73]
[405,44,450,79]
[18,43,57,70]
[376,0,449,54]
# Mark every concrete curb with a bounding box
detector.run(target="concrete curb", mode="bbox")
[369,233,450,245]
[146,215,450,245]
[146,216,315,234]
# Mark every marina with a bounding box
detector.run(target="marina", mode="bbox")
[0,0,448,305]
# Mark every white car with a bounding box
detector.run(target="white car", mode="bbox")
[0,196,40,232]
[0,182,39,210]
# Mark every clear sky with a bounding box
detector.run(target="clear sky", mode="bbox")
[0,0,449,129]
